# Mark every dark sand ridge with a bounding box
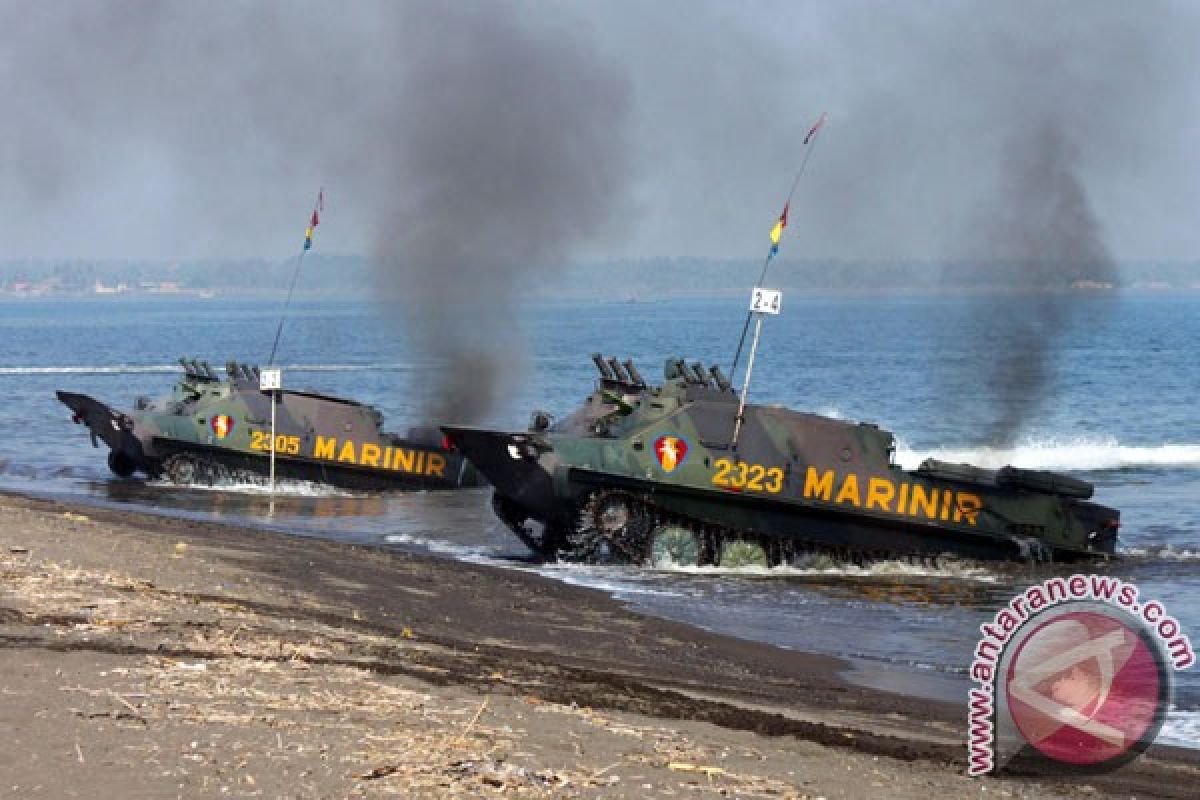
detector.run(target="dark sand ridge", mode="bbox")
[1,490,1196,797]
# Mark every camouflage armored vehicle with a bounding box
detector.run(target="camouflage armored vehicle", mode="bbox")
[57,358,483,490]
[443,354,1120,564]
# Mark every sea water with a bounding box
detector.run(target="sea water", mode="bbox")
[1,291,1197,745]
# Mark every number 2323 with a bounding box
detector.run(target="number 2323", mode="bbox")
[711,459,784,493]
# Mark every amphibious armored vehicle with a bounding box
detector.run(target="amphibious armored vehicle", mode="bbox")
[444,354,1120,564]
[58,358,483,490]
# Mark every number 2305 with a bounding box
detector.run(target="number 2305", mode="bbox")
[250,430,300,455]
[712,458,784,493]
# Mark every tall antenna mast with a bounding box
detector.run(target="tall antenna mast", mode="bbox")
[730,113,826,380]
[268,188,325,365]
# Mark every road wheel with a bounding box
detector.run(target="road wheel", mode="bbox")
[162,454,196,484]
[162,454,223,486]
[649,523,703,568]
[563,490,652,564]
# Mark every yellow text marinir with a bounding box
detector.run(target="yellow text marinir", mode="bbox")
[802,467,983,526]
[312,436,446,477]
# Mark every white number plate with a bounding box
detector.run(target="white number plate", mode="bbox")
[749,287,782,315]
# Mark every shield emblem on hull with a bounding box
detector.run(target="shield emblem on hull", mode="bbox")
[653,434,689,473]
[211,414,234,439]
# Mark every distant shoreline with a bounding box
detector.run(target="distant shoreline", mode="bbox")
[2,284,1198,304]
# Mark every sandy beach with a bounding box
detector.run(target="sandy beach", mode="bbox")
[1,490,1195,798]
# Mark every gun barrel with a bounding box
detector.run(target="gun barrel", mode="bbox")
[592,353,615,380]
[623,359,645,386]
[607,357,631,384]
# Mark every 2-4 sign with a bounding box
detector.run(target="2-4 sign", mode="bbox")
[259,368,282,391]
[750,287,782,315]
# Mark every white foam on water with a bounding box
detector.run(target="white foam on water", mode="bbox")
[1119,544,1200,562]
[652,556,999,583]
[537,564,687,597]
[897,435,1200,472]
[1159,710,1200,748]
[147,478,360,498]
[382,532,500,562]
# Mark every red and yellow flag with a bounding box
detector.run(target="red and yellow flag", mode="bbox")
[768,202,789,255]
[303,191,322,251]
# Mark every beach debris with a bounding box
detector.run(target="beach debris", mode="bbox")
[668,761,727,778]
[447,759,567,791]
[62,512,90,523]
[359,764,401,781]
[172,542,188,558]
[9,545,28,553]
[456,697,489,748]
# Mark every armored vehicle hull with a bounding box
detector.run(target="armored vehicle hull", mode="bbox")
[445,355,1119,565]
[58,358,483,491]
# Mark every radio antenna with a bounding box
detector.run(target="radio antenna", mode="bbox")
[730,113,826,380]
[268,187,325,365]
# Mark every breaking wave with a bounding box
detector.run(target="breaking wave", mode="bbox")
[896,436,1200,472]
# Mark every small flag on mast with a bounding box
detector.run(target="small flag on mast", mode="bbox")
[804,112,827,145]
[768,202,789,257]
[302,190,322,251]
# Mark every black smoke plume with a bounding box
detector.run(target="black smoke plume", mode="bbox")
[959,121,1119,444]
[0,2,633,423]
[370,8,632,422]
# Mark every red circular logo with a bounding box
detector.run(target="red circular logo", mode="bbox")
[1005,609,1167,767]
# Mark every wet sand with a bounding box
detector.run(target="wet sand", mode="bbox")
[1,490,1196,798]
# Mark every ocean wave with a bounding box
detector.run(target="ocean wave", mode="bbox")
[896,436,1200,472]
[1119,544,1200,562]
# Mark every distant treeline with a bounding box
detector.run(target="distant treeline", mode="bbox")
[2,255,1198,295]
[0,255,370,293]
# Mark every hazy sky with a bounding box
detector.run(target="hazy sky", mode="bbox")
[3,0,1198,263]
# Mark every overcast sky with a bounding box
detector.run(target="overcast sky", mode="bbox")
[3,0,1198,263]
